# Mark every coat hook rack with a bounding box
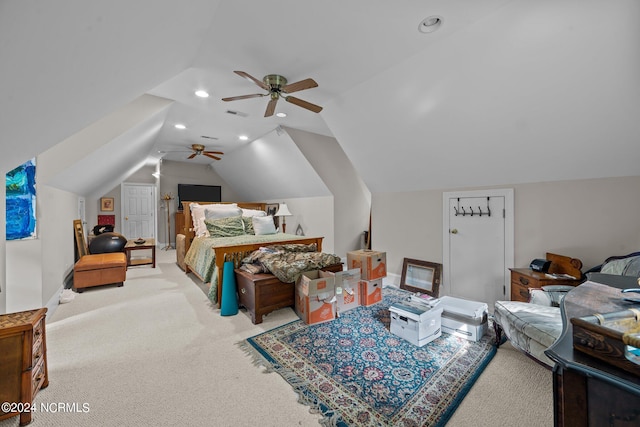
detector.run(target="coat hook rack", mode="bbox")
[453,197,492,217]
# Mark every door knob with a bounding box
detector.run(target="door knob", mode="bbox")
[450,228,458,234]
[125,217,128,220]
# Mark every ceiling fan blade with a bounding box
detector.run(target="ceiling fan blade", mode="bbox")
[282,78,318,94]
[265,98,278,117]
[222,93,265,102]
[203,151,224,155]
[285,96,323,113]
[234,71,269,91]
[187,153,197,159]
[203,153,222,160]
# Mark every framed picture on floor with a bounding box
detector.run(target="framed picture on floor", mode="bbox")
[400,258,442,297]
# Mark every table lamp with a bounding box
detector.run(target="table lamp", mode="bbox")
[275,203,292,233]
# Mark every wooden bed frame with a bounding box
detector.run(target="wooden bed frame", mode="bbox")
[179,201,324,308]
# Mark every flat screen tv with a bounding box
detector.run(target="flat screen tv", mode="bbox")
[177,184,221,210]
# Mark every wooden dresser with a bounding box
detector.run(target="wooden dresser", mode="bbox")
[0,308,49,426]
[510,252,583,302]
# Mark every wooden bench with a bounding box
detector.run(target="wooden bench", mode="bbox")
[235,264,343,324]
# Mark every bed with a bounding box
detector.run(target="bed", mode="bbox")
[180,201,326,308]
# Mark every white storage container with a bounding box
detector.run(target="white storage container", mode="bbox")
[389,302,443,347]
[438,296,488,341]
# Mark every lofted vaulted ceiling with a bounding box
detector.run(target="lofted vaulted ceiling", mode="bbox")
[2,0,639,198]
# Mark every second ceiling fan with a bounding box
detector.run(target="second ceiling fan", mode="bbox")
[181,144,224,160]
[222,71,323,117]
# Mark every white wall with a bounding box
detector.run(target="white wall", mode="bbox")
[287,128,371,259]
[5,185,78,314]
[266,196,335,255]
[0,183,4,313]
[373,175,640,281]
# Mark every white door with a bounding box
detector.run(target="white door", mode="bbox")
[122,184,156,239]
[442,189,514,308]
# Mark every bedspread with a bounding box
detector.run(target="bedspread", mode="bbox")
[239,244,342,283]
[183,233,323,304]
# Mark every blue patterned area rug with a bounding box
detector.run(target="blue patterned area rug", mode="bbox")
[241,287,498,426]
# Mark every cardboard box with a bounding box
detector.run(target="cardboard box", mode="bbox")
[321,268,361,314]
[359,278,383,306]
[389,302,443,346]
[295,271,336,325]
[347,250,387,280]
[439,296,488,341]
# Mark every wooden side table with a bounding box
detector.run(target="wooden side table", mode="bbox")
[124,238,156,268]
[509,252,582,302]
[509,269,580,302]
[0,308,48,426]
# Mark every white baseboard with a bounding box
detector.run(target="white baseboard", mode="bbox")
[383,273,400,288]
[44,285,63,320]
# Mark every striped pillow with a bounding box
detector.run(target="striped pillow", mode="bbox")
[204,216,245,238]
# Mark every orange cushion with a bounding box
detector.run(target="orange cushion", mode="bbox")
[75,253,126,272]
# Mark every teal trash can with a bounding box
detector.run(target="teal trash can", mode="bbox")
[220,261,239,316]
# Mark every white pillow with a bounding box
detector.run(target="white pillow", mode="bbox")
[190,203,239,237]
[241,208,267,218]
[252,215,277,235]
[204,205,243,220]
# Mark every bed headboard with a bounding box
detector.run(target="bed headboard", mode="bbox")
[180,201,267,252]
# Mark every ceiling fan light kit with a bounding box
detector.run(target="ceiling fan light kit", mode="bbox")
[223,70,323,117]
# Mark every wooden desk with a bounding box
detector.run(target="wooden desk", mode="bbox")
[545,276,640,426]
[0,308,48,426]
[125,238,156,268]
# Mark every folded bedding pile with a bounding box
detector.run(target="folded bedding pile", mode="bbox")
[239,244,342,283]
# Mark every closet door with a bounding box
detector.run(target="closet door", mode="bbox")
[122,184,155,239]
[442,189,514,309]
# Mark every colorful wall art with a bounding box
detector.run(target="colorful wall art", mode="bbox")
[6,159,37,240]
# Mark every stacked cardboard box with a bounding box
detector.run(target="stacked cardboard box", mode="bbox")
[295,271,337,325]
[347,250,387,306]
[321,268,361,314]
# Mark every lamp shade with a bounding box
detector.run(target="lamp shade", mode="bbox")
[275,203,292,217]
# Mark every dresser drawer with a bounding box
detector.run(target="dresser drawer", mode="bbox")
[33,318,45,342]
[32,337,44,367]
[512,271,535,288]
[511,281,533,302]
[31,356,46,397]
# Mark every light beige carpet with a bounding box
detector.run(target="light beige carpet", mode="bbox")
[0,250,552,426]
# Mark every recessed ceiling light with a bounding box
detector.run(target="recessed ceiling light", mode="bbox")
[195,90,209,98]
[174,124,186,130]
[276,112,287,118]
[239,135,249,141]
[419,15,443,33]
